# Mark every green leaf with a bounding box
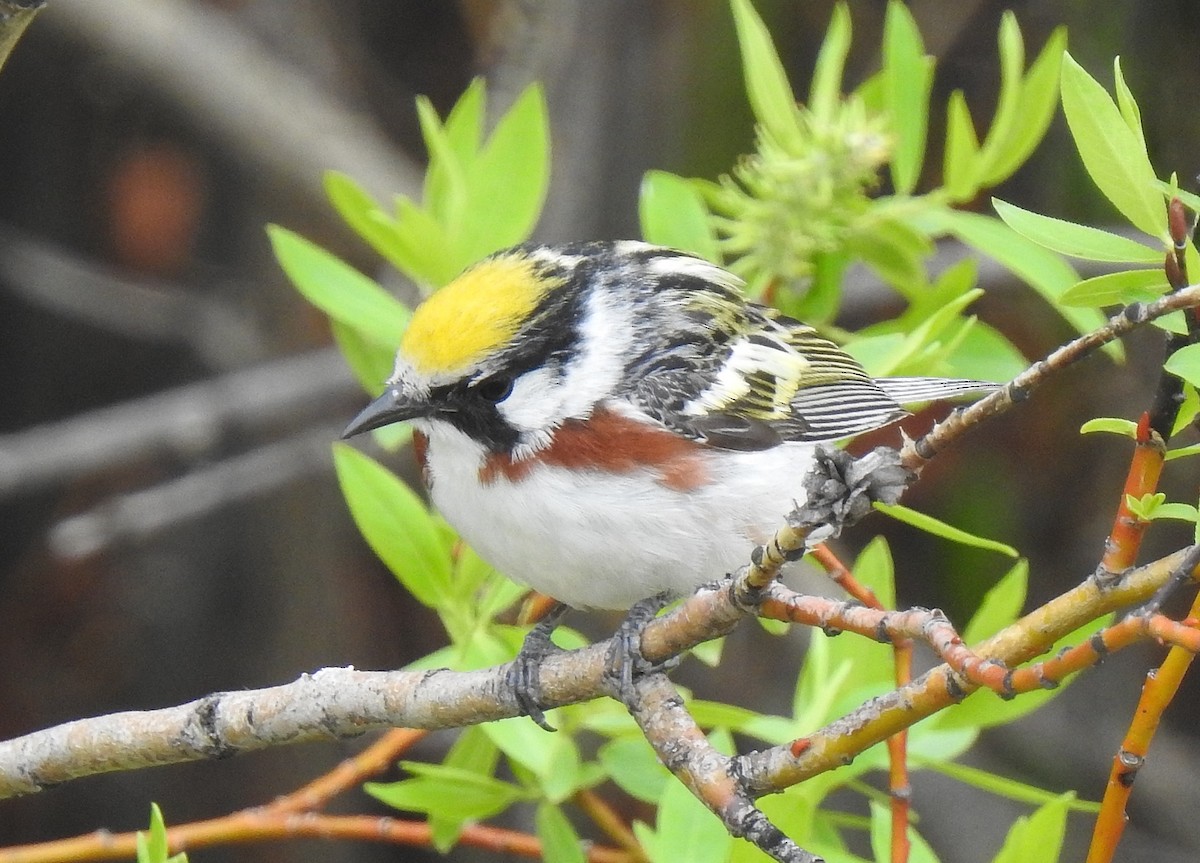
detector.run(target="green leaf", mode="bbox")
[928,209,1114,355]
[598,736,673,803]
[537,803,586,863]
[1112,58,1146,153]
[1154,180,1200,216]
[688,700,765,733]
[458,83,550,264]
[983,27,1066,183]
[918,761,1097,811]
[730,0,802,145]
[962,560,1028,645]
[1173,384,1200,437]
[875,502,1020,557]
[483,716,584,801]
[1151,502,1200,522]
[843,332,906,376]
[651,775,733,863]
[393,197,459,287]
[942,320,1027,384]
[639,171,721,261]
[809,3,852,124]
[1079,417,1138,437]
[428,727,503,847]
[846,216,933,291]
[1155,311,1189,337]
[690,634,726,666]
[860,288,984,377]
[854,535,896,610]
[333,444,452,607]
[329,318,396,397]
[417,94,469,229]
[1165,442,1200,462]
[1058,269,1169,308]
[992,199,1162,263]
[794,630,888,733]
[323,171,410,273]
[445,726,501,775]
[990,794,1073,863]
[1126,492,1199,522]
[882,1,930,194]
[268,226,411,348]
[367,763,525,841]
[1060,52,1164,239]
[442,77,486,163]
[1165,343,1200,388]
[943,90,980,201]
[974,12,1024,186]
[136,804,187,863]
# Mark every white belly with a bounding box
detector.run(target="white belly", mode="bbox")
[419,422,815,609]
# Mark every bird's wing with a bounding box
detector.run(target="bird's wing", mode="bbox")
[632,305,1001,450]
[633,308,912,449]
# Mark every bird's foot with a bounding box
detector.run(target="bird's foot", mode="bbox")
[604,593,678,708]
[506,603,570,731]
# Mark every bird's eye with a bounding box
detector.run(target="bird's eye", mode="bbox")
[475,375,515,403]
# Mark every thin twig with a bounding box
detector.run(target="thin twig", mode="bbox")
[0,811,632,863]
[1087,553,1200,863]
[902,283,1200,469]
[737,548,1200,796]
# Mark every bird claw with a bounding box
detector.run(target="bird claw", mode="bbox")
[604,593,677,706]
[506,603,570,731]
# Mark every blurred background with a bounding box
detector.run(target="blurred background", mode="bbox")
[2,1,1200,861]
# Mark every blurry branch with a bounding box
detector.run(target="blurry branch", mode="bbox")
[49,424,345,559]
[0,226,267,368]
[40,0,422,210]
[0,347,356,500]
[0,0,42,73]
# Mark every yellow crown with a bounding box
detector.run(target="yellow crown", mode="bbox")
[400,253,564,375]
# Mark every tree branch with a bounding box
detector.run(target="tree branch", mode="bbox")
[737,547,1200,795]
[2,542,1196,802]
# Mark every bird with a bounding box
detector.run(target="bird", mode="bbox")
[342,240,997,611]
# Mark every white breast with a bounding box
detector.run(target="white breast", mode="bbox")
[417,421,817,609]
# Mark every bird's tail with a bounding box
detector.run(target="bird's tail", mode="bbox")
[875,377,1000,406]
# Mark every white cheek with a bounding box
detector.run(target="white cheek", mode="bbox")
[497,367,561,433]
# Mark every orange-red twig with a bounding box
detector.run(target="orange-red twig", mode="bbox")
[759,585,1200,698]
[811,544,912,863]
[266,726,425,814]
[1095,412,1165,582]
[0,812,631,863]
[574,788,649,862]
[1086,586,1200,862]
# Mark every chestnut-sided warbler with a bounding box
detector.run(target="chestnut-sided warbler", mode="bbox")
[344,241,996,610]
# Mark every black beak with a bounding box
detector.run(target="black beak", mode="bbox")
[341,386,426,439]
